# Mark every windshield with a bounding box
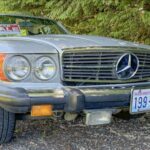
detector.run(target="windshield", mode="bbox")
[0,15,68,36]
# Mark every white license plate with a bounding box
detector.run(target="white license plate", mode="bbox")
[130,89,150,114]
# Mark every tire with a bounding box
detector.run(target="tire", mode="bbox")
[0,107,16,144]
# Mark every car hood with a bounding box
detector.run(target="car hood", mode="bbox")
[32,34,150,50]
[0,34,149,54]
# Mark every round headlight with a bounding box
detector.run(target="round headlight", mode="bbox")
[35,57,56,80]
[5,56,30,81]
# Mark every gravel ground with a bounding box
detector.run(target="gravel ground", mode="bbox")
[1,113,150,150]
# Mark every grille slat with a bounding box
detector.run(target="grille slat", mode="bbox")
[63,60,114,64]
[64,65,114,68]
[62,47,150,83]
[63,57,118,61]
[64,72,112,75]
[64,75,116,79]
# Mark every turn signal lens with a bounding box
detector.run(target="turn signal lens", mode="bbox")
[31,105,53,117]
[0,54,8,81]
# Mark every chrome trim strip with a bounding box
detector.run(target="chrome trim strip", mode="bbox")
[2,80,150,90]
[74,81,150,89]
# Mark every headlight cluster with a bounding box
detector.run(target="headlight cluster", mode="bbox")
[5,56,56,81]
[5,56,30,81]
[35,57,56,80]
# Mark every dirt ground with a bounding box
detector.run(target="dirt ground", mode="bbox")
[1,113,150,150]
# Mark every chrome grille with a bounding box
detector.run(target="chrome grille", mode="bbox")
[62,47,150,83]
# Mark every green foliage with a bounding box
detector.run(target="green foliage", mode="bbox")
[0,0,150,44]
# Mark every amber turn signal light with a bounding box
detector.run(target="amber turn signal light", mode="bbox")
[31,105,53,117]
[0,54,8,81]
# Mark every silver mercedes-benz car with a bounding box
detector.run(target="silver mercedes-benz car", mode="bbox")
[0,14,150,144]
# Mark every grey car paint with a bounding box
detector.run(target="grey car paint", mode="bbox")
[0,34,149,54]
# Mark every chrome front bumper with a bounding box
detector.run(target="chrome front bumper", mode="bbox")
[0,82,150,113]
